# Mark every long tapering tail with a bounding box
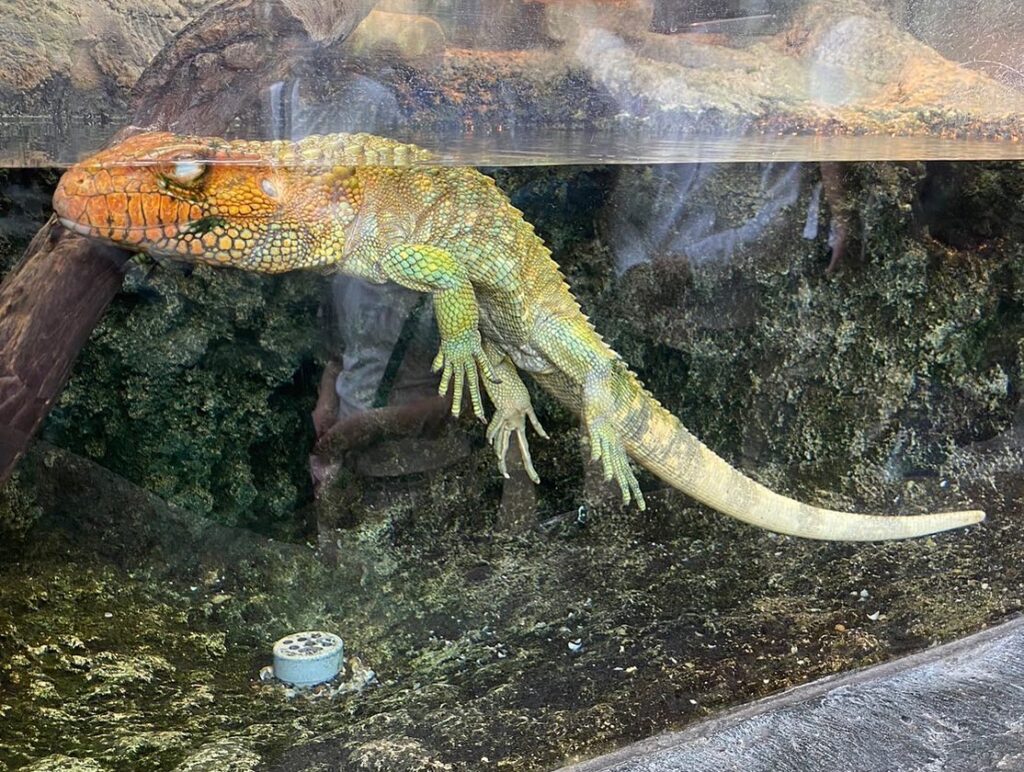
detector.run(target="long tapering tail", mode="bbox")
[622,396,984,541]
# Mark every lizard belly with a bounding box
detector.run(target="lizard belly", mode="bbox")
[506,343,558,375]
[478,299,555,375]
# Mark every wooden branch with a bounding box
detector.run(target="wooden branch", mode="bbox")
[0,221,128,480]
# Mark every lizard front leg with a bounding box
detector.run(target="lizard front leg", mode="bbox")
[377,244,498,421]
[481,339,549,483]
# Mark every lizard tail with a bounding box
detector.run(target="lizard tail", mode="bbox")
[622,395,984,541]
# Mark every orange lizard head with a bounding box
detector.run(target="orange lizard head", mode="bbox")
[53,132,359,273]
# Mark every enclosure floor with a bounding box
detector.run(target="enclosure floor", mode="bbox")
[561,615,1024,772]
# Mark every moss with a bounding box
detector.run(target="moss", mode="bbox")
[0,168,61,273]
[1,170,323,535]
[2,446,1018,772]
[19,757,109,772]
[173,739,262,772]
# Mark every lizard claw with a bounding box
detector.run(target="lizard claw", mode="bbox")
[487,404,547,484]
[432,329,497,422]
[588,421,646,510]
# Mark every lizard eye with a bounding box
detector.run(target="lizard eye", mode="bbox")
[168,159,206,185]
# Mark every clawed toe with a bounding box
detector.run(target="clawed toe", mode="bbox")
[488,408,546,485]
[433,330,491,421]
[589,424,646,510]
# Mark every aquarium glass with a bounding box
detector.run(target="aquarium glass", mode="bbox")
[1,1,1023,770]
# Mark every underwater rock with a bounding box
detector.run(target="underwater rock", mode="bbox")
[591,160,1023,518]
[2,434,1019,772]
[6,150,1024,769]
[26,155,1021,535]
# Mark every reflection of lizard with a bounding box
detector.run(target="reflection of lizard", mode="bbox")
[54,131,984,540]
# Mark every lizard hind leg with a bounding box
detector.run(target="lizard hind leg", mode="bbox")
[481,339,549,484]
[582,366,647,510]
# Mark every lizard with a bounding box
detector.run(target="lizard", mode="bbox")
[52,130,985,541]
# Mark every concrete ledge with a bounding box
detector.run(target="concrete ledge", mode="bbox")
[560,615,1024,772]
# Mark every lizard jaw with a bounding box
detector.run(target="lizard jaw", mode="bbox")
[58,217,97,237]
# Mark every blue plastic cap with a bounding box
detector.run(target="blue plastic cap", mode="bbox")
[272,631,344,687]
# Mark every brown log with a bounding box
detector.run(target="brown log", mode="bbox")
[0,0,377,486]
[0,222,128,479]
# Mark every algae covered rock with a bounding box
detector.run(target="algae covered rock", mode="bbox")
[0,169,61,273]
[587,160,1024,518]
[1,165,324,534]
[0,469,43,540]
[19,756,109,772]
[4,154,1022,536]
[171,738,261,772]
[41,263,324,532]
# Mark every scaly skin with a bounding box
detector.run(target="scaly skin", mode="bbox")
[53,131,985,541]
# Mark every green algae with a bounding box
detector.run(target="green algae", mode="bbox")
[598,161,1024,518]
[0,167,321,535]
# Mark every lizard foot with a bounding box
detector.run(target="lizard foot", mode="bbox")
[487,403,549,484]
[588,420,646,510]
[432,328,499,422]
